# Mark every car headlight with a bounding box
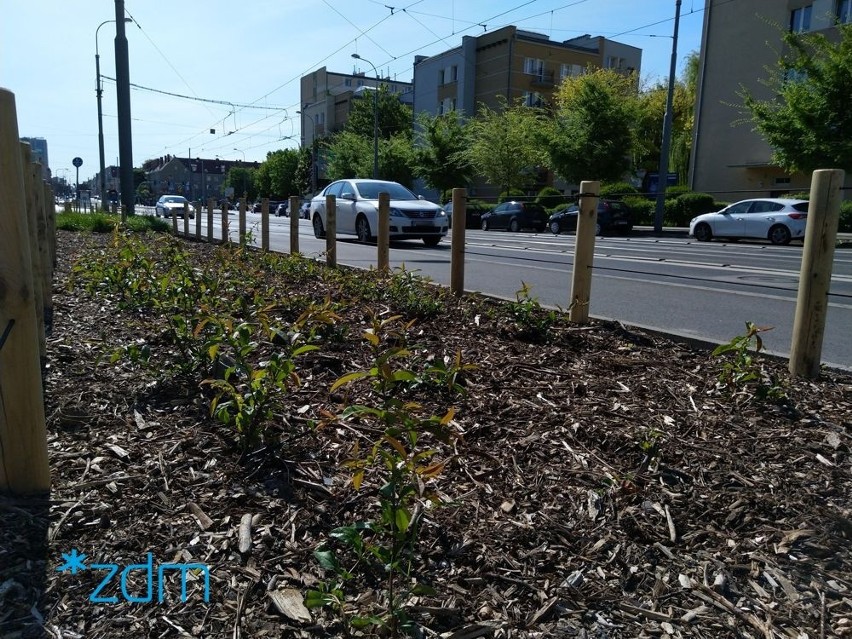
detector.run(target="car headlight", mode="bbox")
[437,209,447,217]
[389,207,405,217]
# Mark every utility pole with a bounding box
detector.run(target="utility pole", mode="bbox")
[114,0,134,216]
[653,0,682,234]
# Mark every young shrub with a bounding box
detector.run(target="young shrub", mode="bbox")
[623,196,655,225]
[535,186,565,210]
[599,182,639,200]
[840,200,852,233]
[676,192,716,218]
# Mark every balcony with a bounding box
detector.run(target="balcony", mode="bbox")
[529,71,555,88]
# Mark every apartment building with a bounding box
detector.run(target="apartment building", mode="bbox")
[691,0,851,200]
[412,25,640,197]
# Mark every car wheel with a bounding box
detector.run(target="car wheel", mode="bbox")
[312,214,325,239]
[768,224,792,245]
[356,215,372,243]
[422,236,441,247]
[595,222,602,236]
[481,219,490,231]
[693,222,713,242]
[549,220,562,235]
[509,219,520,233]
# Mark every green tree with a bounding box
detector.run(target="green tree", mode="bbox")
[225,166,255,200]
[463,97,548,194]
[294,146,313,194]
[379,134,415,187]
[255,149,300,198]
[325,131,416,185]
[740,23,852,172]
[346,85,413,140]
[413,112,472,201]
[547,68,638,184]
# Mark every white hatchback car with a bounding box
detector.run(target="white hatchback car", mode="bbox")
[689,198,809,245]
[309,179,448,247]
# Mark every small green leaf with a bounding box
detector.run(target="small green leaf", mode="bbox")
[331,371,370,392]
[313,548,341,573]
[411,583,438,596]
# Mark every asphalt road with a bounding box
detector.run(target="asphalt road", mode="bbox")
[145,208,852,370]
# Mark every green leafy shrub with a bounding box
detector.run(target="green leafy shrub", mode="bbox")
[840,201,852,232]
[535,186,565,209]
[498,189,525,202]
[674,192,716,221]
[56,212,169,233]
[624,196,655,225]
[664,184,691,200]
[599,182,639,200]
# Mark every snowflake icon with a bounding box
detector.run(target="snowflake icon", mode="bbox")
[57,549,88,574]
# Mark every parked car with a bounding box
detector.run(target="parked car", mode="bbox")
[277,200,311,219]
[275,202,288,217]
[689,198,809,245]
[548,199,634,236]
[480,201,548,232]
[443,201,488,229]
[155,195,194,219]
[309,179,448,246]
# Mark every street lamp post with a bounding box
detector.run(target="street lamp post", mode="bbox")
[297,108,319,193]
[351,53,379,179]
[95,17,130,211]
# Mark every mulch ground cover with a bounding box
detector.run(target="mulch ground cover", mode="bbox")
[1,229,851,639]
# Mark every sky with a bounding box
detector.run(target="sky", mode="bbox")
[1,0,706,184]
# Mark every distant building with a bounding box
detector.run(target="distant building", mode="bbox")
[411,26,640,199]
[22,137,49,180]
[691,0,852,200]
[144,155,259,201]
[299,66,414,187]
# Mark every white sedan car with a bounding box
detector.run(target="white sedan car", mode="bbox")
[309,179,448,247]
[689,198,809,245]
[155,194,195,219]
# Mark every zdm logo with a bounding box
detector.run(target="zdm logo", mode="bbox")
[57,549,210,604]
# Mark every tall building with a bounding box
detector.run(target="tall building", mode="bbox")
[413,26,640,119]
[412,26,641,197]
[691,0,852,200]
[22,137,49,180]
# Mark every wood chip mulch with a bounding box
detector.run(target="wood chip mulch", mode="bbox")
[1,229,851,639]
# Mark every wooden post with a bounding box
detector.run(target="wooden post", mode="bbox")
[789,169,844,378]
[172,205,178,235]
[195,200,202,239]
[47,185,56,270]
[0,88,50,494]
[239,197,247,247]
[20,144,45,358]
[377,192,390,272]
[207,198,214,243]
[222,203,229,244]
[40,182,53,332]
[261,197,269,251]
[569,181,600,323]
[326,194,337,268]
[450,188,466,296]
[289,195,300,254]
[183,202,190,236]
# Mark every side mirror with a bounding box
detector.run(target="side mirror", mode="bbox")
[340,192,356,201]
[417,195,425,200]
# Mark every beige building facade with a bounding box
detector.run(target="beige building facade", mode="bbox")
[691,0,851,201]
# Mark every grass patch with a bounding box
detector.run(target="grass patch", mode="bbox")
[56,212,170,233]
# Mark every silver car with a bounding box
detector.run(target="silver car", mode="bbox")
[309,179,448,246]
[155,195,195,219]
[689,198,809,245]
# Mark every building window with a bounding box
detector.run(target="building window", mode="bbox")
[450,65,458,82]
[522,91,543,107]
[524,57,544,77]
[560,63,584,80]
[438,68,445,85]
[357,79,364,87]
[791,5,812,32]
[344,78,352,87]
[838,0,852,22]
[606,56,626,70]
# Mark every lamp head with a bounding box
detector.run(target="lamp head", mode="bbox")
[351,53,361,60]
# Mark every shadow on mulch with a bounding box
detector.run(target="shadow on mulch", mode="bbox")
[1,493,50,638]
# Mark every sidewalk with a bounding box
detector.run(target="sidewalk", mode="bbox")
[632,225,852,247]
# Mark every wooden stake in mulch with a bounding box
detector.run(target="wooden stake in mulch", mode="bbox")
[0,88,50,494]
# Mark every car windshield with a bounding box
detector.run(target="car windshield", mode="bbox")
[355,181,417,200]
[164,197,186,204]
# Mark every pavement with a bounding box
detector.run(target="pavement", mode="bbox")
[631,225,852,247]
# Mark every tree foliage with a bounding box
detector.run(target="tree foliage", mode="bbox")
[547,69,638,184]
[254,149,300,198]
[741,24,852,172]
[225,166,255,200]
[462,97,548,194]
[413,112,472,201]
[346,85,413,140]
[325,131,373,181]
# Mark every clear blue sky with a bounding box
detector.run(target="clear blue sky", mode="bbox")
[1,0,705,183]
